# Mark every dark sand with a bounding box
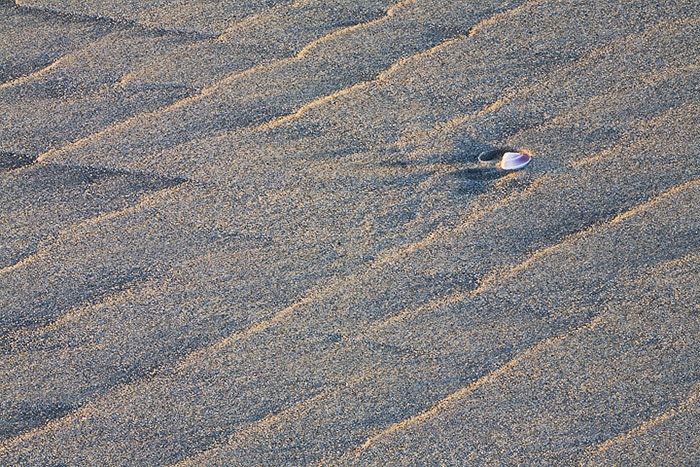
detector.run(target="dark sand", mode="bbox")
[1,0,699,464]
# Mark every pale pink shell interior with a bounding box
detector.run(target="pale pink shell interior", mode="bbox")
[500,152,532,170]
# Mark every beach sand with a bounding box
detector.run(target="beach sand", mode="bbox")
[1,0,699,464]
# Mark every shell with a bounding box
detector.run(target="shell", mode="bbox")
[500,152,531,170]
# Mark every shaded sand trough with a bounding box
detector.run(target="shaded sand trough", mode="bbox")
[1,0,699,464]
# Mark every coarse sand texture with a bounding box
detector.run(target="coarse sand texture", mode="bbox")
[1,0,699,464]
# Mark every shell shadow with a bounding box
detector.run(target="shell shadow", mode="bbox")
[451,146,518,181]
[452,166,505,181]
[374,141,519,188]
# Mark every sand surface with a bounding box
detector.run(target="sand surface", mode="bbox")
[1,0,699,464]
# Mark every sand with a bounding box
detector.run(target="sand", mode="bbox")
[1,0,699,464]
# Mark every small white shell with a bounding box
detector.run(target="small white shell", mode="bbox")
[500,152,531,170]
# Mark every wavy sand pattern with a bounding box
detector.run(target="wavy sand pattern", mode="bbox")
[1,0,698,464]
